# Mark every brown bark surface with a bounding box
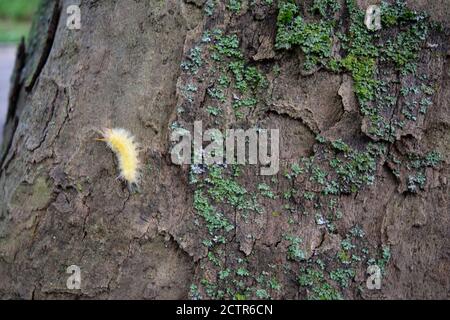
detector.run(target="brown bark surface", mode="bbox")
[0,0,448,299]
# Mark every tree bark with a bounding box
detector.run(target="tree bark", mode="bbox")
[0,0,449,299]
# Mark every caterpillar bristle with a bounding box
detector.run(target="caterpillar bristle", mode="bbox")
[97,127,141,187]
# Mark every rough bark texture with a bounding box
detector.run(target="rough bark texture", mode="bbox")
[0,0,448,299]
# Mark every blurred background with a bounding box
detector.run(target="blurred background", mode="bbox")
[0,0,40,145]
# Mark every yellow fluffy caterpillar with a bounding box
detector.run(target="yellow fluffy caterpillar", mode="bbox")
[97,128,141,188]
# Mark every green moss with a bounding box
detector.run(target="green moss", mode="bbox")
[207,86,226,102]
[344,0,379,58]
[298,268,342,300]
[206,105,222,117]
[333,144,380,193]
[337,249,352,265]
[236,267,250,277]
[181,46,203,74]
[329,268,355,288]
[331,139,351,154]
[255,289,270,299]
[382,24,428,73]
[303,191,315,201]
[214,32,243,59]
[310,166,328,185]
[232,97,257,116]
[275,6,334,70]
[192,165,263,248]
[194,190,234,235]
[305,138,385,195]
[380,0,427,28]
[227,0,242,12]
[285,235,306,261]
[189,284,202,300]
[189,0,439,300]
[377,245,391,272]
[257,183,276,199]
[275,0,433,140]
[205,166,260,212]
[204,0,216,16]
[389,150,442,193]
[219,268,231,280]
[340,55,377,103]
[284,162,304,181]
[276,1,298,25]
[425,151,442,167]
[229,61,266,93]
[208,251,222,267]
[311,0,341,18]
[208,29,267,118]
[200,279,220,298]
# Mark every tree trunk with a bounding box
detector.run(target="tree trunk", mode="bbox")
[0,0,449,299]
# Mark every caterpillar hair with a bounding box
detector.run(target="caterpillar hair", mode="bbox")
[96,128,141,189]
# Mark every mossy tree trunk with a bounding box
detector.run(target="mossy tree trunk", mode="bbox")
[0,0,449,299]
